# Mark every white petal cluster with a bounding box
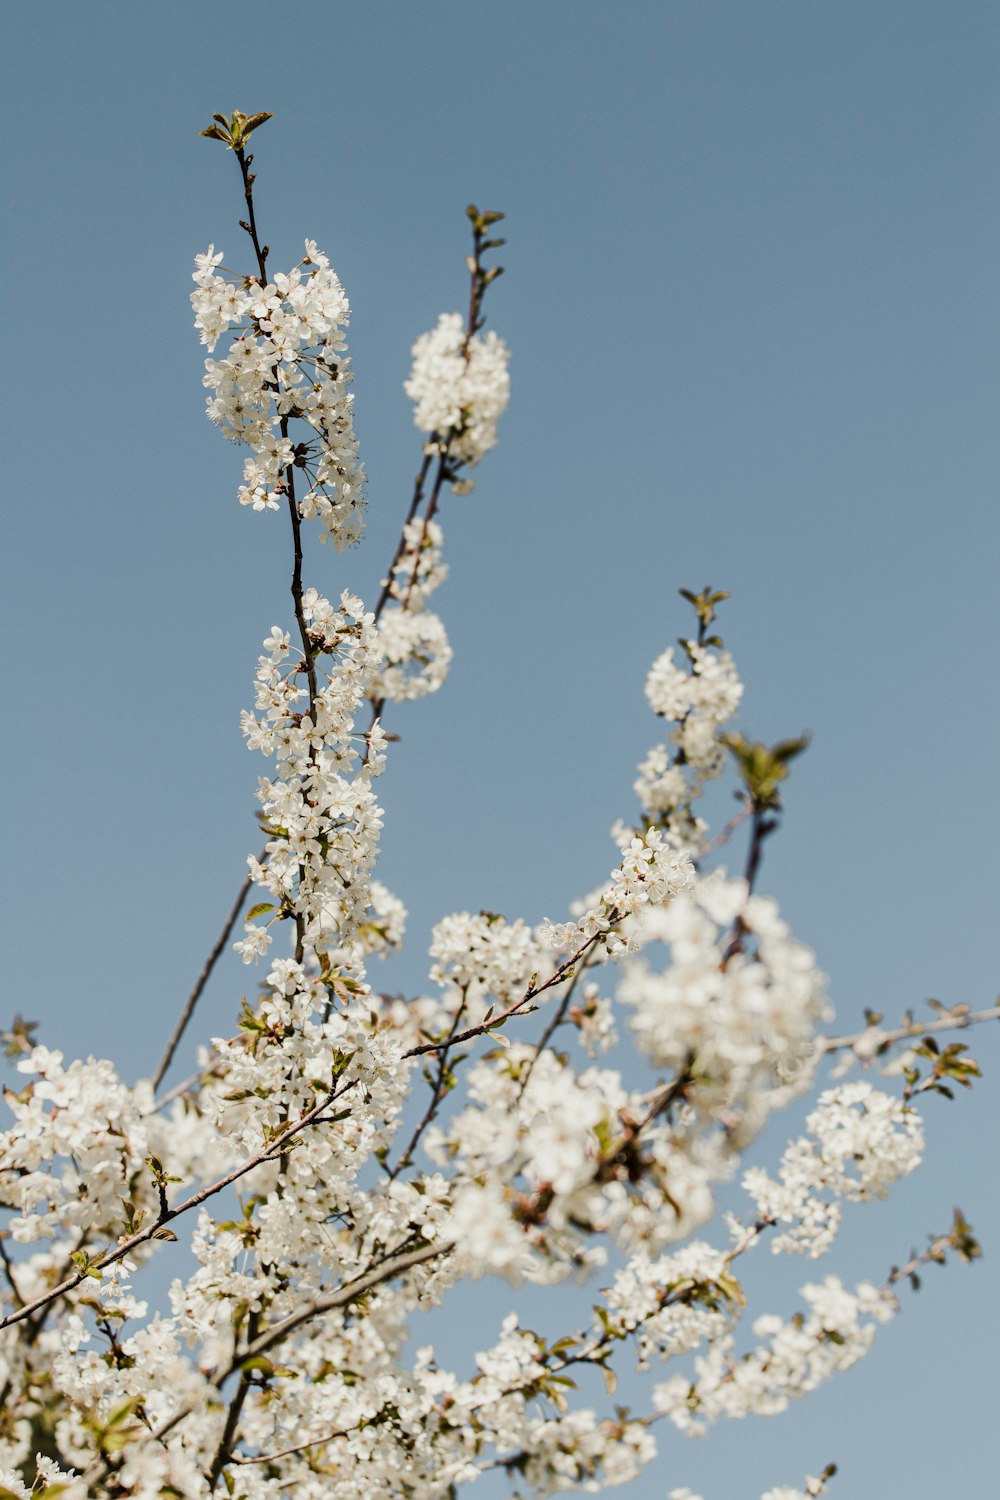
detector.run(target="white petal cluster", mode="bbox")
[387,516,449,610]
[374,604,453,702]
[516,1411,656,1494]
[600,1242,738,1366]
[405,312,510,475]
[2,1049,156,1244]
[743,1082,924,1256]
[569,982,619,1056]
[375,518,454,702]
[635,641,744,848]
[634,745,690,817]
[427,1040,737,1282]
[654,1484,827,1500]
[430,910,544,1024]
[358,878,408,961]
[236,591,384,963]
[655,1276,895,1434]
[541,828,695,960]
[620,872,830,1144]
[192,241,365,548]
[646,642,744,731]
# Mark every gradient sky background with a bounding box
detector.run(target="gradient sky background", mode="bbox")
[3,4,999,1497]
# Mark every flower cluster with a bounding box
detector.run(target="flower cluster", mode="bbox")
[373,295,510,704]
[743,1082,924,1257]
[192,240,365,548]
[236,590,385,965]
[405,311,510,474]
[374,517,454,703]
[655,1276,896,1434]
[633,631,744,853]
[541,827,696,960]
[619,870,830,1145]
[429,909,545,1025]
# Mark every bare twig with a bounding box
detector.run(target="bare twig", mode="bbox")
[515,959,596,1102]
[231,1429,353,1465]
[214,1240,451,1381]
[698,797,752,861]
[208,1310,261,1489]
[388,989,470,1178]
[152,858,263,1093]
[0,1235,25,1309]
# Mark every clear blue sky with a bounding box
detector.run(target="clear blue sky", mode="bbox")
[3,4,998,1497]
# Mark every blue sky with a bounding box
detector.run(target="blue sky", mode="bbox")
[3,4,999,1496]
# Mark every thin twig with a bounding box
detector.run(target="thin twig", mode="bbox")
[373,209,502,625]
[236,146,269,283]
[515,961,588,1101]
[152,859,262,1093]
[231,1429,353,1465]
[214,1240,451,1379]
[698,797,753,861]
[388,989,470,1178]
[0,1235,25,1309]
[722,806,775,964]
[373,452,434,621]
[208,1310,261,1489]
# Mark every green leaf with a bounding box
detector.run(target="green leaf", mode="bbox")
[950,1207,981,1263]
[107,1395,144,1428]
[721,731,810,811]
[243,112,274,135]
[69,1250,103,1282]
[246,902,274,921]
[1,1012,39,1058]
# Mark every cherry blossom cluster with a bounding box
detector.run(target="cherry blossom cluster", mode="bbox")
[619,869,831,1146]
[405,311,510,476]
[654,1275,896,1434]
[742,1081,924,1257]
[192,239,366,548]
[635,633,744,853]
[672,1478,834,1500]
[373,257,510,706]
[235,589,386,966]
[374,517,454,703]
[541,826,696,960]
[429,910,545,1024]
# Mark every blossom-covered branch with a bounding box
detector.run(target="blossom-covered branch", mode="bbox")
[0,110,989,1500]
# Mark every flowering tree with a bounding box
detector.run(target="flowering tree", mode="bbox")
[0,110,994,1500]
